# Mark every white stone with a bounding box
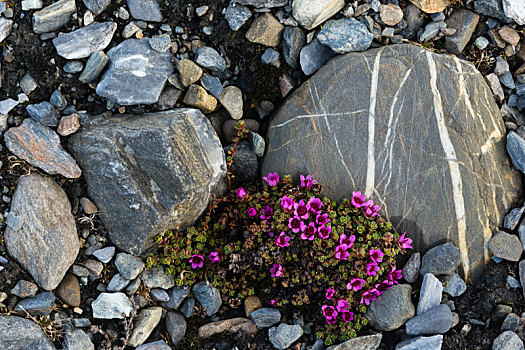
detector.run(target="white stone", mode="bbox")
[92,292,133,319]
[502,0,525,25]
[0,18,13,43]
[292,0,345,30]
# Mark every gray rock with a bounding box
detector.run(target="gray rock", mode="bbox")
[403,252,421,283]
[327,334,382,350]
[0,98,18,115]
[151,288,170,302]
[292,0,344,30]
[115,253,145,280]
[268,323,303,350]
[262,48,280,64]
[62,328,94,350]
[82,0,110,15]
[157,87,182,111]
[180,297,195,318]
[0,18,13,43]
[225,1,252,31]
[201,74,223,99]
[406,304,453,336]
[26,102,60,127]
[245,12,284,47]
[193,281,222,316]
[250,131,265,157]
[493,304,513,323]
[299,38,335,75]
[195,46,227,72]
[122,22,140,38]
[53,22,116,59]
[92,246,115,264]
[14,292,56,315]
[137,340,171,350]
[150,34,171,53]
[128,307,163,347]
[250,308,281,328]
[420,242,461,277]
[417,273,443,315]
[234,0,287,8]
[72,318,91,328]
[107,273,131,292]
[493,331,525,350]
[33,0,76,34]
[20,73,38,95]
[79,51,109,83]
[474,0,511,23]
[96,39,174,105]
[141,266,175,289]
[505,207,525,230]
[502,313,520,332]
[317,18,373,53]
[365,284,415,331]
[225,141,259,182]
[507,275,521,288]
[219,86,243,120]
[165,312,186,345]
[0,316,56,349]
[282,26,305,69]
[443,273,467,297]
[4,118,82,178]
[499,72,516,89]
[64,61,84,73]
[475,36,490,50]
[502,0,525,25]
[395,335,443,350]
[520,260,525,298]
[495,57,510,76]
[489,231,523,261]
[22,0,43,11]
[92,292,133,319]
[445,10,480,54]
[419,21,446,41]
[401,4,425,40]
[4,174,79,290]
[486,73,505,101]
[164,286,191,310]
[69,109,225,255]
[50,89,67,109]
[127,0,163,22]
[11,280,38,298]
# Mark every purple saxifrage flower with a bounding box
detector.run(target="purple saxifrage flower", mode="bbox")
[260,205,273,220]
[360,289,378,306]
[347,278,366,292]
[300,174,318,189]
[270,264,284,277]
[248,208,257,217]
[388,266,403,281]
[336,299,350,312]
[301,222,316,241]
[398,232,413,249]
[369,249,385,262]
[294,199,310,219]
[321,305,338,324]
[307,197,323,214]
[318,225,332,239]
[236,187,246,198]
[189,254,204,269]
[325,288,335,300]
[366,262,380,276]
[263,172,280,187]
[363,200,380,217]
[280,195,295,211]
[339,233,355,250]
[316,213,330,226]
[288,217,302,233]
[335,245,350,260]
[341,311,354,323]
[351,191,367,208]
[276,232,290,248]
[209,251,220,263]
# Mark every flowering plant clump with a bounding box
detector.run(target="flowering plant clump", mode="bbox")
[147,173,412,344]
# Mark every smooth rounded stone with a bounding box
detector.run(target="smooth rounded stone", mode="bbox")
[0,316,56,349]
[137,340,171,350]
[365,284,415,331]
[14,292,56,315]
[157,87,182,111]
[96,39,174,105]
[505,206,525,230]
[406,304,453,336]
[502,0,525,25]
[292,0,344,30]
[4,174,79,290]
[72,265,90,278]
[225,141,259,182]
[245,13,284,47]
[127,0,163,22]
[493,331,525,350]
[489,231,523,262]
[403,252,421,283]
[164,285,190,310]
[195,46,227,72]
[201,74,223,99]
[183,85,218,113]
[82,0,110,15]
[180,297,195,318]
[417,273,443,315]
[282,26,305,69]
[72,318,91,328]
[250,308,281,328]
[178,59,203,87]
[11,280,38,298]
[57,113,81,136]
[56,273,81,307]
[193,281,222,316]
[198,317,258,338]
[79,197,98,215]
[380,4,404,26]
[92,292,133,319]
[395,335,443,350]
[225,2,252,31]
[53,22,116,59]
[150,34,171,53]
[317,18,373,54]
[93,246,115,264]
[151,288,170,302]
[165,312,186,345]
[268,323,303,350]
[128,307,163,347]
[141,266,175,289]
[444,10,480,54]
[408,0,449,13]
[244,296,263,317]
[420,242,461,277]
[299,38,335,75]
[115,253,145,280]
[502,313,520,332]
[442,273,467,297]
[83,259,104,276]
[219,86,243,120]
[262,48,280,64]
[250,131,265,157]
[70,109,225,255]
[223,119,260,144]
[107,273,131,292]
[64,61,84,73]
[33,0,76,34]
[79,51,109,84]
[26,101,60,127]
[327,334,382,350]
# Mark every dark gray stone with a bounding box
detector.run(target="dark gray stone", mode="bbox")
[82,0,110,15]
[444,10,480,54]
[195,46,227,72]
[317,18,373,53]
[63,61,84,73]
[417,273,442,315]
[79,51,109,83]
[474,0,511,22]
[151,288,169,302]
[225,1,252,31]
[11,280,38,298]
[26,102,60,127]
[14,292,56,315]
[502,313,520,332]
[193,281,222,316]
[520,260,525,298]
[442,273,467,297]
[403,252,421,283]
[493,331,525,350]
[0,316,56,349]
[489,231,523,262]
[327,334,382,350]
[50,89,67,109]
[299,38,335,75]
[33,0,76,34]
[53,22,117,59]
[401,4,425,40]
[201,74,223,99]
[62,328,94,350]
[365,284,415,331]
[405,304,453,336]
[282,26,305,69]
[504,206,525,230]
[500,71,516,89]
[268,324,303,350]
[72,318,91,328]
[107,274,130,292]
[493,304,513,323]
[180,297,195,318]
[164,286,191,310]
[250,308,281,328]
[165,312,186,345]
[127,0,163,22]
[234,0,287,8]
[506,132,525,173]
[141,266,175,289]
[420,242,461,276]
[69,109,225,255]
[115,253,145,280]
[96,39,174,105]
[225,141,259,182]
[157,87,183,111]
[395,335,443,350]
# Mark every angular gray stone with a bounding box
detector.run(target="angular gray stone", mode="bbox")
[292,0,345,30]
[317,18,373,54]
[33,0,76,34]
[69,109,225,255]
[268,323,303,350]
[508,131,525,174]
[262,48,280,64]
[79,51,109,83]
[299,38,335,75]
[493,331,525,350]
[417,273,442,315]
[0,98,18,115]
[0,316,56,350]
[420,242,461,277]
[165,312,186,345]
[502,0,525,25]
[395,335,443,350]
[64,61,84,73]
[128,307,163,347]
[164,286,191,310]
[250,131,265,157]
[327,334,382,350]
[365,284,415,331]
[489,231,523,262]
[443,273,467,297]
[225,2,252,31]
[11,280,38,298]
[107,273,131,292]
[93,246,115,264]
[220,86,243,120]
[96,39,174,105]
[137,340,171,350]
[53,22,116,59]
[505,206,525,230]
[406,304,453,336]
[150,288,169,302]
[127,0,163,22]
[50,89,67,109]
[234,0,287,8]
[0,17,13,43]
[403,252,421,283]
[201,74,223,99]
[180,297,195,318]
[445,10,479,54]
[4,118,82,178]
[250,308,281,328]
[282,26,305,69]
[502,313,520,332]
[26,102,60,127]
[92,292,133,319]
[4,174,79,290]
[195,46,227,73]
[263,44,521,280]
[82,0,110,15]
[141,266,175,289]
[62,328,94,350]
[115,253,145,280]
[150,34,171,53]
[14,292,56,315]
[474,0,511,23]
[419,21,446,42]
[193,281,222,316]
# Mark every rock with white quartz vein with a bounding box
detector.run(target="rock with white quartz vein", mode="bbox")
[53,22,117,59]
[262,44,522,280]
[96,38,174,105]
[32,0,76,34]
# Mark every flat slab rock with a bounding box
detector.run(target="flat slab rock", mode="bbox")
[0,316,57,350]
[52,22,116,59]
[69,109,225,255]
[262,44,522,280]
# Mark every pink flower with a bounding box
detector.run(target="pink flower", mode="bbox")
[369,249,384,262]
[388,266,403,281]
[270,264,283,277]
[276,232,291,248]
[248,208,257,216]
[236,187,246,198]
[351,191,367,208]
[294,200,310,219]
[263,172,280,187]
[341,311,354,323]
[300,174,318,189]
[360,289,378,306]
[335,245,350,260]
[339,233,355,250]
[321,305,338,324]
[280,195,295,211]
[307,197,323,213]
[363,200,380,217]
[270,299,276,305]
[376,279,394,292]
[189,254,204,269]
[325,288,335,300]
[301,222,317,241]
[316,213,330,226]
[366,262,380,276]
[268,231,275,238]
[260,205,274,220]
[288,217,302,233]
[209,251,220,263]
[347,278,366,292]
[398,232,413,250]
[336,299,350,312]
[318,225,332,239]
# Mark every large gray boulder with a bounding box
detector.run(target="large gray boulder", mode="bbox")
[69,109,226,255]
[262,44,521,280]
[0,316,56,349]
